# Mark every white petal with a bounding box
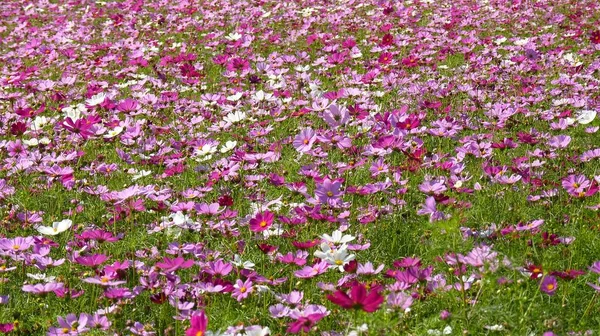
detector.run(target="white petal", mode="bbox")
[37,226,59,236]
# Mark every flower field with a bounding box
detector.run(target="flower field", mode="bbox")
[1,0,600,334]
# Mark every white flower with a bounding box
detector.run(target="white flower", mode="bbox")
[31,116,48,131]
[563,52,583,66]
[262,223,284,239]
[321,230,355,245]
[294,65,310,72]
[242,326,270,336]
[23,138,39,146]
[103,126,123,139]
[195,144,218,157]
[62,103,87,120]
[225,32,242,41]
[131,170,151,181]
[494,36,507,45]
[224,111,246,123]
[299,7,315,17]
[576,110,597,124]
[314,243,355,271]
[226,92,243,102]
[86,92,106,106]
[26,273,56,283]
[514,38,529,46]
[232,254,255,270]
[36,219,72,236]
[220,140,237,153]
[253,90,275,102]
[165,226,182,239]
[484,325,504,331]
[172,212,191,226]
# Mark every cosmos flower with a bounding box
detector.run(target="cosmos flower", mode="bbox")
[155,257,195,273]
[326,282,384,312]
[232,279,254,302]
[540,275,558,295]
[249,211,274,232]
[22,282,64,295]
[36,219,72,236]
[293,128,316,153]
[185,311,208,336]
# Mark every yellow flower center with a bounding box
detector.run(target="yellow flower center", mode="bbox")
[335,260,343,265]
[303,139,309,144]
[546,284,555,290]
[101,277,109,283]
[12,245,20,250]
[196,332,204,336]
[240,286,247,293]
[327,191,333,197]
[259,220,267,227]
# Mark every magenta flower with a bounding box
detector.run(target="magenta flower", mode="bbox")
[204,259,233,276]
[75,254,108,268]
[286,313,326,334]
[155,257,194,273]
[0,323,14,333]
[540,275,558,295]
[249,211,274,232]
[185,311,207,336]
[61,116,97,139]
[327,282,384,312]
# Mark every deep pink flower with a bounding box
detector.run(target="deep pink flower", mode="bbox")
[286,313,326,334]
[0,323,14,333]
[249,211,274,232]
[326,283,384,312]
[185,311,207,336]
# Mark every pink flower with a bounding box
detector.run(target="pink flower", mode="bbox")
[155,257,194,273]
[232,279,253,301]
[22,282,64,295]
[83,272,126,286]
[294,261,329,278]
[293,128,316,153]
